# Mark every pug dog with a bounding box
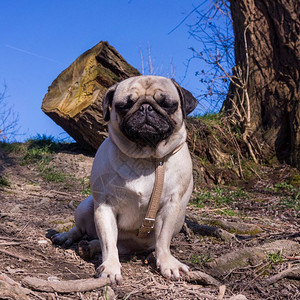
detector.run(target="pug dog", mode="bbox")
[52,75,197,284]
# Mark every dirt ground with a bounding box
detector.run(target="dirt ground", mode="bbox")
[0,143,299,299]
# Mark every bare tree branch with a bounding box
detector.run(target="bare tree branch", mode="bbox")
[0,84,20,142]
[184,0,234,113]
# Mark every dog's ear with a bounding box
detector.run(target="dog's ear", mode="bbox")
[171,79,198,118]
[102,83,118,122]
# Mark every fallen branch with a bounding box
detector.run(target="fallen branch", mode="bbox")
[266,266,300,284]
[22,276,110,293]
[184,270,221,287]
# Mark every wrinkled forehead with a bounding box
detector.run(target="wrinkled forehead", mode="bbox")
[114,76,179,100]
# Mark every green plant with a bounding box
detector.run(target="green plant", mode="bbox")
[267,250,284,264]
[40,166,66,183]
[190,254,201,264]
[213,186,233,205]
[216,208,238,216]
[26,134,60,151]
[191,186,246,208]
[231,188,248,198]
[104,284,110,300]
[287,174,300,187]
[190,253,213,264]
[267,181,300,211]
[0,175,10,187]
[272,182,296,193]
[21,147,52,165]
[15,135,70,184]
[196,112,220,123]
[81,187,91,195]
[0,141,25,153]
[280,191,300,211]
[21,135,59,165]
[192,190,212,207]
[79,177,91,195]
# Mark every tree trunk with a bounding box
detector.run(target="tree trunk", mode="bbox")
[223,0,300,168]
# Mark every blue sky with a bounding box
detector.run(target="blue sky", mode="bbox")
[1,0,213,141]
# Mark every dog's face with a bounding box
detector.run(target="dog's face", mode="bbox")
[102,75,197,149]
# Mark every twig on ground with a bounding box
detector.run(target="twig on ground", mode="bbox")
[49,190,77,197]
[255,224,284,232]
[0,235,22,241]
[185,289,218,299]
[0,242,26,246]
[16,221,30,237]
[182,222,193,240]
[218,284,226,299]
[123,281,154,299]
[286,256,300,260]
[22,276,110,293]
[64,266,81,279]
[29,291,45,300]
[68,200,76,210]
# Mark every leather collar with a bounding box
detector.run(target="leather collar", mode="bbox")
[137,142,185,238]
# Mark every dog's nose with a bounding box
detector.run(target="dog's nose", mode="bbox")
[139,104,153,113]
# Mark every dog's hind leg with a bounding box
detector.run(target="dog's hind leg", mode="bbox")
[51,226,83,247]
[52,195,96,247]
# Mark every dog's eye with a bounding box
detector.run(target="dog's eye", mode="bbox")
[160,98,178,114]
[115,99,134,114]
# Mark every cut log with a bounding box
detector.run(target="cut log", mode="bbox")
[42,41,140,150]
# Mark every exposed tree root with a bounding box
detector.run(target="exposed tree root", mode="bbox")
[200,218,262,235]
[207,240,300,277]
[266,266,300,284]
[22,276,110,293]
[184,270,221,286]
[0,273,30,300]
[185,218,237,242]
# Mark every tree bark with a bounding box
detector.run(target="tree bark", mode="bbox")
[223,0,300,168]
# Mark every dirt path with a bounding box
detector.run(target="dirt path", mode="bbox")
[0,144,299,299]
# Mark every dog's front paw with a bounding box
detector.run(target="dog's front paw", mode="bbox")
[78,239,101,259]
[78,240,93,259]
[157,254,189,280]
[96,260,122,284]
